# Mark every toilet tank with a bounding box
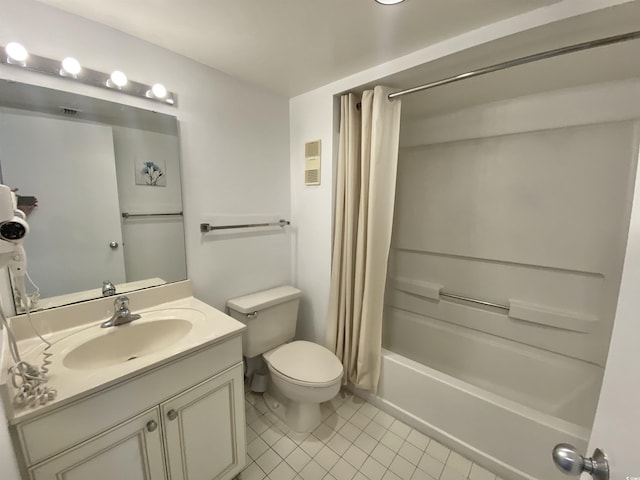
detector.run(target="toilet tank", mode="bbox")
[227,286,302,358]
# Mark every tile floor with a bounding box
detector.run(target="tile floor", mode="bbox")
[240,389,503,480]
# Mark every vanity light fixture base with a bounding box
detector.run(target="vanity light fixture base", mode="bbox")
[0,45,177,106]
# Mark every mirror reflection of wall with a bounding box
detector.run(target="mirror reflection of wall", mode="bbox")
[113,127,185,284]
[0,80,187,312]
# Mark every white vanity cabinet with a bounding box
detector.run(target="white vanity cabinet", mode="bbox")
[30,408,167,480]
[162,366,243,480]
[10,335,247,480]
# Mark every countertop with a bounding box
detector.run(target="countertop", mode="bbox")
[0,281,246,424]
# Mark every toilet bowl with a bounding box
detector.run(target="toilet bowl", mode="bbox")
[227,286,344,433]
[263,340,342,432]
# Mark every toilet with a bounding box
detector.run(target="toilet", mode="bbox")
[227,285,343,433]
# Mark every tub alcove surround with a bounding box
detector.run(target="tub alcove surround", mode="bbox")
[366,75,640,480]
[330,34,640,480]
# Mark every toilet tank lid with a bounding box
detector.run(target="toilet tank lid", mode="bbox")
[227,285,302,314]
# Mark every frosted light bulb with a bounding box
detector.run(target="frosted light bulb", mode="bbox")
[5,42,28,62]
[61,57,81,76]
[375,0,404,4]
[110,70,128,87]
[151,83,167,98]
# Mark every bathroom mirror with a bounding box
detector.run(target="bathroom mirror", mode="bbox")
[0,79,187,313]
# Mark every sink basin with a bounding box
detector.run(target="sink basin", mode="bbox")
[63,319,193,370]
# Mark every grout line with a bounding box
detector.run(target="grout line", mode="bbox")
[243,389,484,480]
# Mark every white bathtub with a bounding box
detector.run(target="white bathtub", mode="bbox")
[355,308,603,480]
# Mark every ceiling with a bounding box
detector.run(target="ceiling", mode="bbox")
[371,0,640,118]
[34,0,562,97]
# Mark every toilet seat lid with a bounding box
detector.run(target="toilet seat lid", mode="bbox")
[265,341,343,384]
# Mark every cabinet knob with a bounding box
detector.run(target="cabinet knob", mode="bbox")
[146,420,158,432]
[167,409,178,421]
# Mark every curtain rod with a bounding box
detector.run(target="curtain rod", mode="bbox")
[388,30,640,101]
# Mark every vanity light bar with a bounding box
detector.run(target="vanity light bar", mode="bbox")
[0,44,177,106]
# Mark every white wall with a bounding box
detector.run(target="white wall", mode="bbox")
[0,399,19,480]
[587,135,640,478]
[113,126,183,217]
[0,111,127,297]
[113,126,187,283]
[289,0,634,346]
[0,0,290,476]
[0,0,291,308]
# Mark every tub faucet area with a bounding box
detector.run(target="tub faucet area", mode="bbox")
[101,295,141,328]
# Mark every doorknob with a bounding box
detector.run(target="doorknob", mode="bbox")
[552,443,609,480]
[109,241,119,249]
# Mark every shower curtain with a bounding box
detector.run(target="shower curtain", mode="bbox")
[326,86,402,391]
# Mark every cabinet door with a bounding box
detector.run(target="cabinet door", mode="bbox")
[30,408,166,480]
[162,363,246,480]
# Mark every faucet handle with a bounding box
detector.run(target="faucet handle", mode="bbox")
[102,280,116,296]
[101,295,139,328]
[114,295,130,311]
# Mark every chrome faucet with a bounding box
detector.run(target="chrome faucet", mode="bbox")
[102,280,116,296]
[101,295,141,328]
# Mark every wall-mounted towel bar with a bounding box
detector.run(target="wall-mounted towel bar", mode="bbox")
[122,211,183,218]
[200,219,290,232]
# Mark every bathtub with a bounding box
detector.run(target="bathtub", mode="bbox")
[353,308,603,480]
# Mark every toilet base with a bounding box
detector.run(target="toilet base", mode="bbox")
[263,391,322,434]
[286,400,322,433]
[263,391,286,422]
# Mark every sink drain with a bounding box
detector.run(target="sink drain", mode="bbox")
[127,356,138,361]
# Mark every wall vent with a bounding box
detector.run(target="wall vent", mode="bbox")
[60,107,80,116]
[304,140,321,186]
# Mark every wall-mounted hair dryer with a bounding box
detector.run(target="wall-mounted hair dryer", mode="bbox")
[0,184,56,407]
[0,184,30,309]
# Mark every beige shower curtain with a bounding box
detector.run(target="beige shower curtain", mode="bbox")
[326,86,402,392]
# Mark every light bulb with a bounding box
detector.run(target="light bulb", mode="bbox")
[61,57,81,76]
[151,83,167,98]
[109,70,128,88]
[5,42,28,63]
[375,0,405,4]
